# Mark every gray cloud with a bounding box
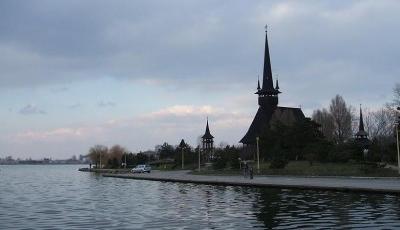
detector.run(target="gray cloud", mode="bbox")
[0,1,398,111]
[1,0,400,158]
[98,101,116,107]
[51,87,69,93]
[0,2,394,80]
[67,103,82,110]
[19,104,46,115]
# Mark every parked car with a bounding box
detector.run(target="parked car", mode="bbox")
[131,164,151,173]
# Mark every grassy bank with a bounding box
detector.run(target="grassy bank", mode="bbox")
[191,161,399,177]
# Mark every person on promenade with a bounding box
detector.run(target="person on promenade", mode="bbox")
[249,167,253,180]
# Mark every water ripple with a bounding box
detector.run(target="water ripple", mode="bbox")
[1,165,400,229]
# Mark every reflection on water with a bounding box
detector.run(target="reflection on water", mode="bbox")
[1,165,400,229]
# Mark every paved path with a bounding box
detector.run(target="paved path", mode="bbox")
[102,170,400,194]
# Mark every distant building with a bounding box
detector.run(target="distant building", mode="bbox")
[202,118,214,162]
[354,105,370,150]
[240,28,305,147]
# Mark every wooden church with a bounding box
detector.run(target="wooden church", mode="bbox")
[240,27,305,146]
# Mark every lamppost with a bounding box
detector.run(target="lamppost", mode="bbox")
[181,147,184,170]
[396,107,400,174]
[198,145,201,172]
[124,153,127,169]
[179,139,186,170]
[256,136,260,173]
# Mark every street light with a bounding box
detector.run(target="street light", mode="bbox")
[124,153,127,169]
[182,147,184,170]
[198,145,201,172]
[256,136,260,173]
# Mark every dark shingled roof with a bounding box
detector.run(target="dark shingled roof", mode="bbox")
[355,106,368,138]
[179,139,186,148]
[240,106,305,145]
[202,119,214,139]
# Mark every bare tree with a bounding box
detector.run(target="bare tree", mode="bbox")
[312,108,335,141]
[329,95,354,143]
[87,145,108,168]
[393,83,400,107]
[367,109,396,139]
[109,145,127,166]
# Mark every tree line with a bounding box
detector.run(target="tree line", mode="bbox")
[87,141,242,170]
[258,83,400,168]
[87,83,399,170]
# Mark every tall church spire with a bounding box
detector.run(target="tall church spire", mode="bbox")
[359,105,365,132]
[257,26,280,108]
[261,25,278,95]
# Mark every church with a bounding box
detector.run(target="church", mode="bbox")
[240,28,305,146]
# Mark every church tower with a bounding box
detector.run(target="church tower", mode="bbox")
[355,105,369,148]
[202,118,214,162]
[256,26,281,109]
[240,27,305,147]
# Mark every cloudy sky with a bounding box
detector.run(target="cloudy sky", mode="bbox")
[0,0,399,159]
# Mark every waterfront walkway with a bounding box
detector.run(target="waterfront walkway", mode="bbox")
[102,170,400,194]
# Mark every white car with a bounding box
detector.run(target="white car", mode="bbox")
[131,164,151,173]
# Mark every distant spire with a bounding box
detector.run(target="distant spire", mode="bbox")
[257,75,261,90]
[359,104,365,132]
[179,139,186,148]
[355,104,368,139]
[202,117,214,139]
[275,78,279,90]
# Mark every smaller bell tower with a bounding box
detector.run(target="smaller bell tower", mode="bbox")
[202,117,214,162]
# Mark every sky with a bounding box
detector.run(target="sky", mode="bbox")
[0,0,399,159]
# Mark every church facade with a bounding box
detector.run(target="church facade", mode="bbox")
[240,28,305,146]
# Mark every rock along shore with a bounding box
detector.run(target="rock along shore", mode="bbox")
[100,170,400,195]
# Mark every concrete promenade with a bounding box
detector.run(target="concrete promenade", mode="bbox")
[102,170,400,194]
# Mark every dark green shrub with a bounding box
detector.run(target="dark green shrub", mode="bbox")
[213,150,227,170]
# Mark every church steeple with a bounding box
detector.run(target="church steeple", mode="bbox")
[355,105,368,139]
[202,117,214,139]
[260,26,279,95]
[257,26,280,108]
[240,26,306,146]
[359,106,365,132]
[202,117,214,162]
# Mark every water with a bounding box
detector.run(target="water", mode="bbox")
[1,165,400,229]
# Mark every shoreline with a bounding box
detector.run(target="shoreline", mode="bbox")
[99,170,400,195]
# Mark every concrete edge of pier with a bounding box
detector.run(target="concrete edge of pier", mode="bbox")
[101,171,400,195]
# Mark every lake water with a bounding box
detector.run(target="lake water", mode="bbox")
[1,165,400,229]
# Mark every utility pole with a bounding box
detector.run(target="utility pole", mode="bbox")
[124,153,127,169]
[99,152,102,169]
[256,137,260,173]
[397,123,399,174]
[396,107,400,174]
[181,147,184,170]
[198,145,201,172]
